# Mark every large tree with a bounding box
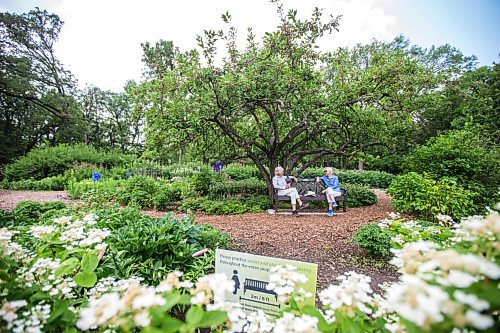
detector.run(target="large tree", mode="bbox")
[0,8,79,165]
[138,3,474,196]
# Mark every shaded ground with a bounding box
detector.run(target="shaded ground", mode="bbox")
[0,189,399,292]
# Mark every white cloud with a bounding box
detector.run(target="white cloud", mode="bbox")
[6,0,398,92]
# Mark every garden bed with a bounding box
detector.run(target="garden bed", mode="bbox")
[0,189,398,291]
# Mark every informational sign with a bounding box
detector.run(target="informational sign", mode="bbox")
[215,249,317,318]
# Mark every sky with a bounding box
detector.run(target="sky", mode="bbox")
[1,0,499,92]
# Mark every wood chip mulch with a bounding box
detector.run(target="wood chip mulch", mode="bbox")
[0,189,399,292]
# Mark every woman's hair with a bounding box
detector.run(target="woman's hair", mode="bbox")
[274,166,284,175]
[324,167,333,174]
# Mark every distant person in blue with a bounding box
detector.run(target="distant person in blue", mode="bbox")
[316,167,341,217]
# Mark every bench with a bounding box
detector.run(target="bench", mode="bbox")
[243,278,278,301]
[273,178,347,213]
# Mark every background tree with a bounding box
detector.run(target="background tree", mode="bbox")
[0,8,80,166]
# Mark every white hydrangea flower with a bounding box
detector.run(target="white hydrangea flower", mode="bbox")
[77,293,124,330]
[245,310,274,333]
[29,225,57,238]
[385,275,449,329]
[319,271,373,318]
[53,215,72,225]
[266,265,308,303]
[437,214,454,227]
[390,241,439,274]
[464,310,494,330]
[453,291,489,312]
[274,312,319,333]
[0,300,28,323]
[190,273,234,306]
[79,228,111,247]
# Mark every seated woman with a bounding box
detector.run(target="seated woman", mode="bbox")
[316,167,341,217]
[272,166,309,216]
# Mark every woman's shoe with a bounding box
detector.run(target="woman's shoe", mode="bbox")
[299,203,309,210]
[327,210,334,217]
[292,210,299,216]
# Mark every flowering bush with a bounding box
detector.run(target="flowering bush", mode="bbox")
[1,206,498,332]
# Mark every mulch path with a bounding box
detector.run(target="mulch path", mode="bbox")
[0,189,399,292]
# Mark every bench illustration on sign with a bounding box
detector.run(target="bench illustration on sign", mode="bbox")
[242,278,279,303]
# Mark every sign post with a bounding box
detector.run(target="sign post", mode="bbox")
[215,249,317,318]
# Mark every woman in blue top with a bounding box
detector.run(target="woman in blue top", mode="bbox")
[316,167,341,217]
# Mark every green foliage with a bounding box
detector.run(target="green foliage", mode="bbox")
[3,144,134,181]
[12,201,67,226]
[338,171,394,189]
[344,184,378,208]
[353,223,392,257]
[208,179,267,198]
[180,196,270,215]
[223,163,261,180]
[387,172,477,221]
[102,212,231,284]
[0,175,68,191]
[66,178,123,200]
[300,168,394,189]
[117,175,159,208]
[403,129,500,208]
[190,168,212,195]
[0,209,14,228]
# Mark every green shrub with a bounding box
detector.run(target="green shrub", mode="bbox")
[3,144,134,181]
[153,182,186,210]
[223,163,261,180]
[117,175,159,208]
[11,201,67,226]
[299,167,324,178]
[300,168,394,189]
[353,223,392,257]
[345,184,378,208]
[180,196,269,215]
[66,178,123,200]
[338,170,394,189]
[0,175,68,191]
[208,179,267,198]
[403,129,500,208]
[190,168,212,195]
[0,209,14,228]
[387,172,477,221]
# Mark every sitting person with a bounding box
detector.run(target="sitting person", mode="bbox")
[316,167,341,217]
[272,166,308,216]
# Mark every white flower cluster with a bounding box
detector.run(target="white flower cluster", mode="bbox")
[29,225,57,238]
[437,213,455,227]
[266,265,309,303]
[4,301,51,333]
[77,282,166,330]
[190,273,234,305]
[319,271,373,321]
[0,300,27,325]
[17,257,78,299]
[274,312,319,333]
[57,213,110,251]
[87,276,144,301]
[452,211,500,242]
[156,271,193,292]
[0,227,30,262]
[387,238,499,330]
[377,212,402,229]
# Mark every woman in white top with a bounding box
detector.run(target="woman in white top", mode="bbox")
[272,166,308,215]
